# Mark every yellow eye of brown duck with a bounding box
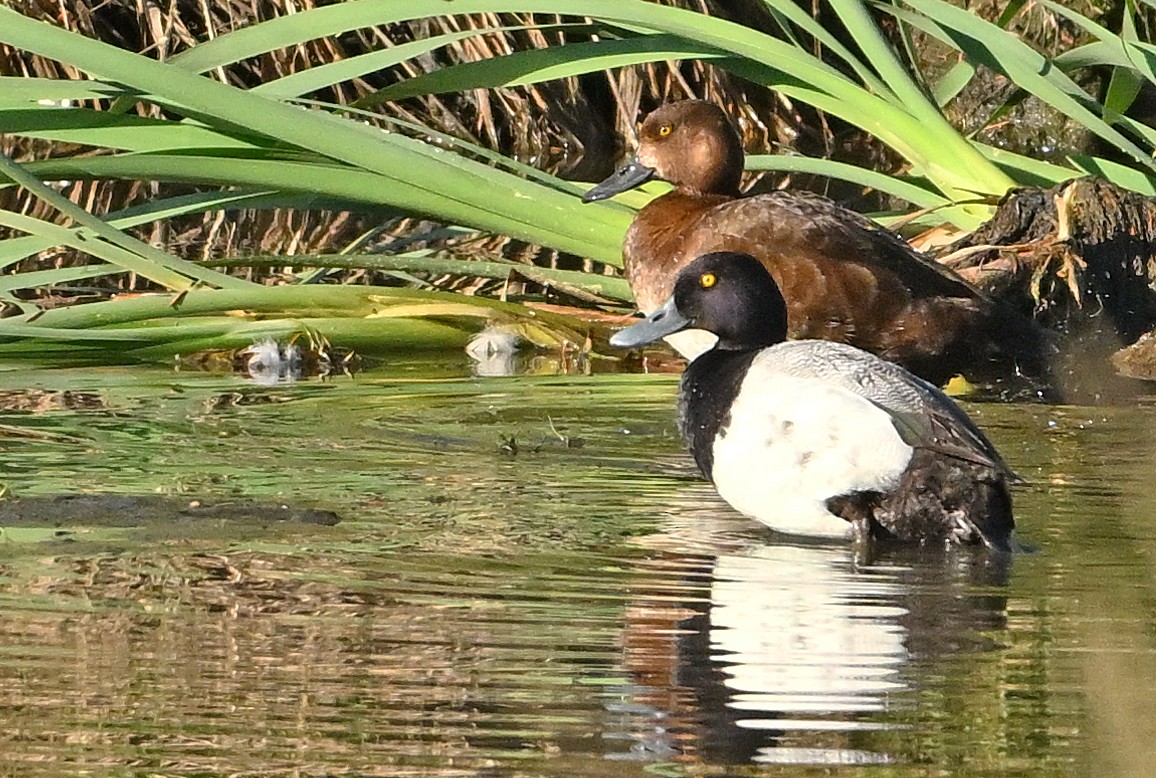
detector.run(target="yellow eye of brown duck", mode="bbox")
[700,272,716,288]
[657,124,672,137]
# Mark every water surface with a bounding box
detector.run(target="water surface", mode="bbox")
[0,361,1154,776]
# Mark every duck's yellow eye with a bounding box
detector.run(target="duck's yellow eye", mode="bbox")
[657,124,672,137]
[700,272,716,289]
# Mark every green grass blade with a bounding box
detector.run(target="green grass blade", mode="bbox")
[0,265,123,294]
[259,23,602,100]
[0,208,201,288]
[0,106,264,151]
[0,7,631,265]
[0,77,140,105]
[744,155,951,209]
[206,252,634,302]
[308,101,626,204]
[1068,154,1156,195]
[757,0,893,98]
[118,317,475,360]
[931,60,975,108]
[827,0,939,119]
[0,154,249,291]
[20,152,627,263]
[0,284,606,362]
[0,190,279,272]
[4,284,564,329]
[363,34,727,104]
[0,322,154,341]
[254,28,494,99]
[157,0,1013,203]
[887,0,1156,175]
[973,144,1084,187]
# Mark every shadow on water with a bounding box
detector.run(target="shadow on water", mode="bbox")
[0,362,1154,775]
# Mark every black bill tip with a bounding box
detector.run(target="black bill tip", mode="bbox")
[581,159,656,203]
[609,296,692,348]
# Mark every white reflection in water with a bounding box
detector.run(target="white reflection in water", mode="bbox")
[466,327,523,377]
[612,533,918,767]
[614,492,1006,767]
[710,543,908,720]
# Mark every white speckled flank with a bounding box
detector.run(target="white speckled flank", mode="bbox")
[709,345,915,538]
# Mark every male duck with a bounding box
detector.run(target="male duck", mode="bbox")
[585,100,1048,387]
[610,252,1016,549]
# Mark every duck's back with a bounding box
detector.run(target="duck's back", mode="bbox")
[627,191,975,307]
[626,190,1046,385]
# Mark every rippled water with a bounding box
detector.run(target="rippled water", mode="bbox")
[0,361,1154,776]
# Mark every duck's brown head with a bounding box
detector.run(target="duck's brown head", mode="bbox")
[582,101,744,202]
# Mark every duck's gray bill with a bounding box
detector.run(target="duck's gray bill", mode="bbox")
[581,159,656,203]
[610,296,692,348]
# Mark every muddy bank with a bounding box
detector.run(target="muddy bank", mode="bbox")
[944,178,1156,392]
[0,494,340,531]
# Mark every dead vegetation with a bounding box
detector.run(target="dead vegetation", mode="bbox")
[944,178,1156,388]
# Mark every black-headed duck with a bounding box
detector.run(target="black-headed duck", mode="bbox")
[610,252,1016,549]
[586,100,1048,387]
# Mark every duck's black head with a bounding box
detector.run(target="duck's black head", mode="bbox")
[610,252,789,352]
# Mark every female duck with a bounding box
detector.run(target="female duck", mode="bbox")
[586,100,1047,387]
[611,251,1016,549]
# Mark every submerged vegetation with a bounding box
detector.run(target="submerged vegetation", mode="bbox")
[2,0,1156,366]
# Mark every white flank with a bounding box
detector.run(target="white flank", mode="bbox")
[709,352,913,538]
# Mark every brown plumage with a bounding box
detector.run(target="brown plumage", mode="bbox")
[584,100,1050,388]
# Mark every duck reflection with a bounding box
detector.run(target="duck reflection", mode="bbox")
[614,500,1010,767]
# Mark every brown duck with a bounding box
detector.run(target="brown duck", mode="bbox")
[583,100,1049,387]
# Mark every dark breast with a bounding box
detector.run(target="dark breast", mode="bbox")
[676,349,760,481]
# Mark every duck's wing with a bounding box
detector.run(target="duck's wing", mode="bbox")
[881,401,1009,474]
[709,191,988,301]
[765,341,1016,477]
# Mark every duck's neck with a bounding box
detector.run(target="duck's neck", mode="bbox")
[678,348,760,481]
[624,190,736,312]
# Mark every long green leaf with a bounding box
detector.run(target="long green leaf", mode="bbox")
[931,60,976,108]
[1068,155,1156,195]
[973,145,1084,187]
[0,154,249,290]
[0,77,139,105]
[0,190,280,272]
[0,7,630,264]
[157,0,1013,206]
[0,208,210,288]
[0,264,123,294]
[364,34,727,105]
[254,28,493,100]
[206,252,634,302]
[0,106,264,151]
[757,0,893,99]
[118,316,476,360]
[258,23,601,100]
[0,284,605,362]
[828,0,940,122]
[19,153,627,263]
[744,155,951,209]
[887,0,1156,175]
[5,284,580,330]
